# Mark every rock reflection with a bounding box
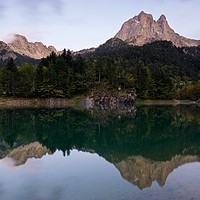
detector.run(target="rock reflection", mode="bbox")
[115,155,200,189]
[7,142,51,166]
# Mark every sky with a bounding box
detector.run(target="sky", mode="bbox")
[0,0,200,51]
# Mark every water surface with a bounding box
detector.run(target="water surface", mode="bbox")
[0,105,200,200]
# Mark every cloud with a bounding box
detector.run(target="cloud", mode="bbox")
[16,0,64,13]
[0,33,16,43]
[0,157,16,167]
[0,0,65,21]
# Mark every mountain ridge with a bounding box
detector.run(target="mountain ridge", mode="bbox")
[8,34,57,59]
[0,40,40,67]
[0,11,200,61]
[115,11,200,47]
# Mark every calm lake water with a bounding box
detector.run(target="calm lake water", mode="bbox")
[0,105,200,200]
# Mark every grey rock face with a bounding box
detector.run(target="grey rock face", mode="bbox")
[115,11,200,47]
[0,41,17,60]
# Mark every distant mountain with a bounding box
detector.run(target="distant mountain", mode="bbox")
[1,11,200,64]
[115,11,200,47]
[0,40,40,67]
[8,34,57,59]
[0,34,57,66]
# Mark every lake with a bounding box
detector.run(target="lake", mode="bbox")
[0,105,200,200]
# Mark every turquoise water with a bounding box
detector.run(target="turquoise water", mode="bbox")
[0,105,200,200]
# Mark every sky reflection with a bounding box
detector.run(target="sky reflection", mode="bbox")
[0,150,200,200]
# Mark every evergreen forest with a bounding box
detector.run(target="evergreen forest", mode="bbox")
[0,40,199,100]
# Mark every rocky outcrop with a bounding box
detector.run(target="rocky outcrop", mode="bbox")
[115,155,200,190]
[7,142,52,166]
[0,41,11,51]
[115,11,200,47]
[0,41,17,60]
[80,90,137,116]
[83,90,137,109]
[8,34,57,59]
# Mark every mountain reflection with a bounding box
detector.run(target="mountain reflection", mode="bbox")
[5,142,52,166]
[115,155,200,189]
[0,105,199,189]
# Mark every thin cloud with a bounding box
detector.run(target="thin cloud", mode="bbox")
[0,2,6,17]
[16,0,64,13]
[0,0,65,20]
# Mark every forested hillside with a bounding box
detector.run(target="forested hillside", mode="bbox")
[0,40,199,100]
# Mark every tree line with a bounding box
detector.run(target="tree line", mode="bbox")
[0,40,199,100]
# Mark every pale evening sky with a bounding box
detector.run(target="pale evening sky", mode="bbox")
[0,0,199,51]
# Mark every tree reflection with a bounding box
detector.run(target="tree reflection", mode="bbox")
[0,105,199,162]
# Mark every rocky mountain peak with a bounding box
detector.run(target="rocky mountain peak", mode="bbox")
[7,34,57,59]
[115,11,200,47]
[138,11,153,21]
[157,14,170,31]
[14,34,28,42]
[158,14,167,22]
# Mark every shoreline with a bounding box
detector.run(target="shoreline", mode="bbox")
[135,99,197,106]
[0,97,198,109]
[0,97,69,108]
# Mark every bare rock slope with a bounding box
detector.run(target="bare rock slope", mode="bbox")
[115,11,200,47]
[8,34,57,59]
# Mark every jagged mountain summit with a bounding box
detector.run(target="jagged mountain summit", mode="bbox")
[115,11,200,47]
[1,11,200,61]
[7,34,57,59]
[0,40,40,67]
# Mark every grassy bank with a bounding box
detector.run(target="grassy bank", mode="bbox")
[0,97,70,108]
[135,99,197,106]
[0,96,198,109]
